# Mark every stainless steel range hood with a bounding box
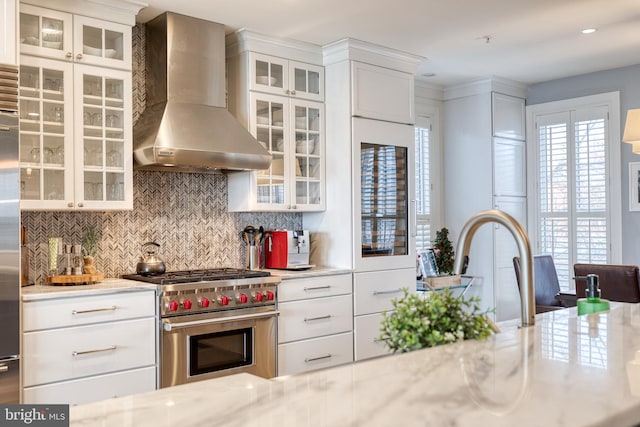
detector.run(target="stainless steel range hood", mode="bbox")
[133,12,271,173]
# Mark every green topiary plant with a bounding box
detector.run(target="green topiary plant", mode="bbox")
[379,288,495,353]
[433,227,455,275]
[82,226,101,259]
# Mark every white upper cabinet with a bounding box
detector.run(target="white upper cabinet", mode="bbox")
[19,4,131,70]
[18,4,134,210]
[249,52,324,102]
[0,0,18,65]
[352,61,415,124]
[226,30,326,212]
[492,92,525,140]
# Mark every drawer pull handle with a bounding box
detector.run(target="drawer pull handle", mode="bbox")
[0,126,10,132]
[305,353,332,363]
[72,345,117,357]
[304,314,331,322]
[72,306,117,315]
[0,365,8,373]
[373,337,388,343]
[303,285,331,291]
[372,288,402,296]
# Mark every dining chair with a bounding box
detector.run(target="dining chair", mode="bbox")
[513,255,568,313]
[573,263,640,303]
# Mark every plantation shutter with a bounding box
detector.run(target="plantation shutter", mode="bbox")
[415,123,431,251]
[536,106,609,291]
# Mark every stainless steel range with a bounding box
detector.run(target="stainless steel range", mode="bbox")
[123,268,280,388]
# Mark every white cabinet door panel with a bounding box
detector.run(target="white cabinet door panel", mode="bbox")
[23,290,156,331]
[353,269,415,316]
[354,312,392,361]
[23,366,156,405]
[278,295,352,343]
[352,61,414,124]
[494,137,525,197]
[278,332,353,376]
[492,92,525,140]
[278,274,351,302]
[23,317,156,386]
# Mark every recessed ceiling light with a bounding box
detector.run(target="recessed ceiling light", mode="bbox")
[581,28,597,34]
[421,73,436,78]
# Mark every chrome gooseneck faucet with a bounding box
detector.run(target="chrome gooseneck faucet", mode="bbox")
[453,210,535,327]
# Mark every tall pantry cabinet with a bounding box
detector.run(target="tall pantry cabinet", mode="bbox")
[443,79,527,322]
[304,39,422,361]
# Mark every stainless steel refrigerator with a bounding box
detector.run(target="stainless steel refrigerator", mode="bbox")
[0,64,21,404]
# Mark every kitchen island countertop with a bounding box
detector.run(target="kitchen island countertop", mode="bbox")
[70,303,640,426]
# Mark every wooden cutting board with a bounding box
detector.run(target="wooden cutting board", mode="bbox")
[45,273,104,286]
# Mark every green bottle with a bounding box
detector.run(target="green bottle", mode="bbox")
[577,273,610,315]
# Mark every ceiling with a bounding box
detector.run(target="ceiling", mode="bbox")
[136,0,640,87]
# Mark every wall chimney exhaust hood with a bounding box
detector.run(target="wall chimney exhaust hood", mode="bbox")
[133,12,271,173]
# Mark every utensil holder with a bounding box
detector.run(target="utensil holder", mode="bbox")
[247,246,259,270]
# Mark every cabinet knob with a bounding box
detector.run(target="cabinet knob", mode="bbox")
[291,90,296,95]
[67,202,74,208]
[65,52,73,59]
[77,203,84,208]
[285,89,290,95]
[292,205,297,210]
[76,53,83,60]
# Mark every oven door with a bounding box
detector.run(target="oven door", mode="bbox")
[161,306,277,388]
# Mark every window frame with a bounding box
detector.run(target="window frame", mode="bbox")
[526,92,622,290]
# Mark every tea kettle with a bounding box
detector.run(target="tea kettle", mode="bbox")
[136,242,166,275]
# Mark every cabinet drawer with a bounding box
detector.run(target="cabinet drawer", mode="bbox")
[278,295,352,343]
[23,366,156,405]
[278,332,353,376]
[354,312,393,361]
[353,269,415,316]
[23,317,156,387]
[23,290,156,331]
[278,274,352,302]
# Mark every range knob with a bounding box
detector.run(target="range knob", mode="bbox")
[199,297,210,308]
[265,290,275,301]
[168,300,179,312]
[252,292,264,302]
[182,299,193,310]
[238,293,248,304]
[218,295,230,306]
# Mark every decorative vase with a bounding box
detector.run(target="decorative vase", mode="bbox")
[83,256,97,275]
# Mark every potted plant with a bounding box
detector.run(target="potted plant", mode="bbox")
[82,226,101,274]
[379,288,495,353]
[423,227,460,288]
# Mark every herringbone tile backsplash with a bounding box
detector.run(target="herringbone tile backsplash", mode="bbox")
[20,24,302,284]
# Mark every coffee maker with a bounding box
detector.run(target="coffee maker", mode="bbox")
[264,230,312,269]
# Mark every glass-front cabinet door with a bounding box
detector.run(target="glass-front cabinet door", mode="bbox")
[19,4,73,62]
[252,93,287,209]
[19,56,73,210]
[74,64,131,209]
[73,15,131,69]
[293,100,323,208]
[249,53,324,102]
[353,117,415,271]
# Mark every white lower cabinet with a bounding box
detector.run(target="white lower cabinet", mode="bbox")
[23,290,157,404]
[353,268,415,361]
[22,366,156,405]
[277,273,353,376]
[354,313,389,361]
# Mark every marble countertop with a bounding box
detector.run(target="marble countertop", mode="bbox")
[264,266,352,279]
[70,303,640,426]
[21,278,157,301]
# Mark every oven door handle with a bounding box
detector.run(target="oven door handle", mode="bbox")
[162,310,280,331]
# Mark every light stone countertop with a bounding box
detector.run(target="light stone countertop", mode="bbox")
[70,303,640,427]
[21,278,157,301]
[264,266,352,279]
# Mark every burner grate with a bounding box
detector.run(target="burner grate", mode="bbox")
[122,268,271,285]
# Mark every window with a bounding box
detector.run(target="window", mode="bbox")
[415,122,431,251]
[527,92,622,291]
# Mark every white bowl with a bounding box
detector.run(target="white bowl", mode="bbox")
[42,41,62,49]
[295,117,307,129]
[296,139,315,155]
[256,76,277,86]
[83,45,102,56]
[275,138,285,152]
[105,49,118,58]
